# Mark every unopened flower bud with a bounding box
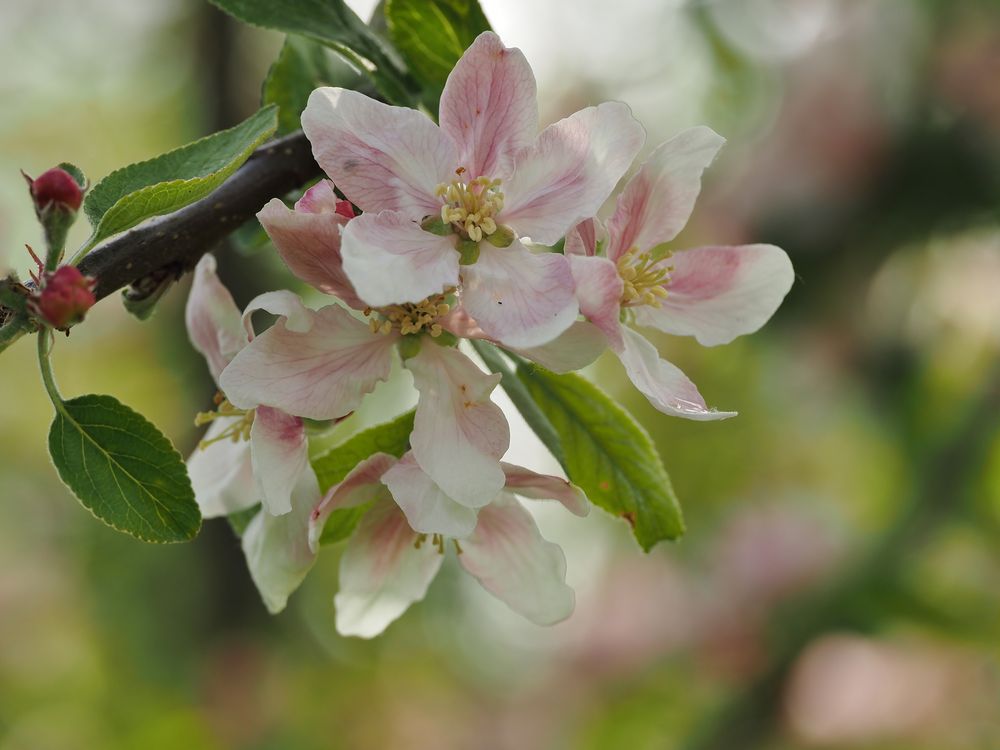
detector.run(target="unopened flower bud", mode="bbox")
[25,167,83,214]
[335,199,357,220]
[29,265,96,330]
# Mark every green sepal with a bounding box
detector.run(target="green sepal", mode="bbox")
[57,162,87,189]
[485,225,515,248]
[397,334,423,360]
[431,330,458,348]
[421,215,453,236]
[457,238,480,265]
[121,270,176,321]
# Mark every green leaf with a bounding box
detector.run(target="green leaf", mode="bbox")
[263,35,364,135]
[48,394,201,543]
[209,0,417,106]
[82,106,278,247]
[310,410,414,545]
[56,162,87,189]
[514,363,684,551]
[385,0,490,106]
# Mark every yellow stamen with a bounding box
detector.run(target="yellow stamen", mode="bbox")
[435,172,506,242]
[616,247,672,308]
[195,396,254,448]
[365,292,452,337]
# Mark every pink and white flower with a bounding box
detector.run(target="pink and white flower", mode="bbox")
[185,255,321,612]
[308,452,589,638]
[301,31,646,349]
[566,127,795,419]
[219,186,514,529]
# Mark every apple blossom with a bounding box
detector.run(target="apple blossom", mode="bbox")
[307,452,589,638]
[566,126,794,419]
[301,31,646,349]
[186,254,320,611]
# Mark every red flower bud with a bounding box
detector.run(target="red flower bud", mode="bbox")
[26,168,83,213]
[29,266,96,330]
[335,199,357,220]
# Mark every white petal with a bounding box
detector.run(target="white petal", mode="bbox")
[220,304,396,420]
[461,241,578,349]
[382,453,480,538]
[633,244,794,346]
[439,31,538,179]
[501,463,589,516]
[241,467,322,614]
[406,343,509,508]
[617,326,736,421]
[606,126,726,261]
[241,290,314,340]
[459,493,575,625]
[249,406,308,516]
[340,210,460,307]
[567,254,624,347]
[185,255,247,385]
[257,195,364,309]
[186,421,256,518]
[509,320,608,373]
[334,498,444,638]
[302,87,456,215]
[501,102,645,245]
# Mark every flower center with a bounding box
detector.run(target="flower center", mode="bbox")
[436,173,504,242]
[617,247,671,308]
[194,393,254,448]
[365,293,452,337]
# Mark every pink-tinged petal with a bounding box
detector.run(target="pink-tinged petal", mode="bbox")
[501,463,589,517]
[461,241,578,349]
[568,254,624,347]
[341,210,460,307]
[382,453,479,538]
[308,452,398,553]
[617,326,735,421]
[633,244,794,346]
[501,102,645,245]
[406,343,509,508]
[185,255,248,385]
[257,197,364,309]
[220,304,396,420]
[564,217,603,257]
[293,179,339,213]
[459,493,575,625]
[241,290,313,340]
[607,126,726,261]
[334,497,444,638]
[439,31,538,180]
[187,421,256,518]
[241,467,322,614]
[249,406,308,516]
[510,321,608,373]
[302,87,456,215]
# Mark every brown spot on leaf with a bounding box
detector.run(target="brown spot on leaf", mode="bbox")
[621,511,637,528]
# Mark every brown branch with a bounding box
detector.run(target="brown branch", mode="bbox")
[79,130,321,300]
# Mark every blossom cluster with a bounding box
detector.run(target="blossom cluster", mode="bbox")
[185,32,793,637]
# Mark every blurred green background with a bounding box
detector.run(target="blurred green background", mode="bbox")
[2,0,1000,748]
